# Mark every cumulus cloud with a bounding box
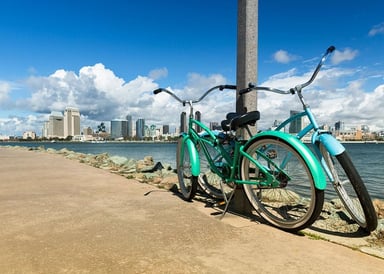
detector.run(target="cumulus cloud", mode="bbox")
[273,50,299,64]
[256,66,384,131]
[368,22,384,36]
[331,48,358,65]
[25,63,158,122]
[1,64,236,135]
[149,67,168,80]
[0,81,11,106]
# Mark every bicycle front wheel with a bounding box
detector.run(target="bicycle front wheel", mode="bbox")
[319,144,377,232]
[240,137,324,232]
[176,136,198,201]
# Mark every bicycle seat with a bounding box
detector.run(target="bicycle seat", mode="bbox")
[221,111,260,131]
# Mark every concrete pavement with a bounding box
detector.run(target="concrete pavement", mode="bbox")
[0,146,383,273]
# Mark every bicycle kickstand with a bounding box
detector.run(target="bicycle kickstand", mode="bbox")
[219,185,236,220]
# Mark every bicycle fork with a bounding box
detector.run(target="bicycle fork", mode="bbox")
[312,131,345,183]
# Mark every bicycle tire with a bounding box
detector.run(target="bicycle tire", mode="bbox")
[240,137,324,232]
[197,136,234,199]
[176,136,198,201]
[319,144,378,232]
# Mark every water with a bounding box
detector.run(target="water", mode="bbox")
[0,141,177,167]
[1,141,383,200]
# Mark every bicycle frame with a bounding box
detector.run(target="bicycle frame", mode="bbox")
[189,115,326,190]
[274,103,345,184]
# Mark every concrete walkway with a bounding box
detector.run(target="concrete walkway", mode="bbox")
[0,147,383,273]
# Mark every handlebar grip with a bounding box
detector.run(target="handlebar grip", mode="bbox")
[327,45,336,54]
[218,84,237,90]
[224,85,237,90]
[153,88,163,95]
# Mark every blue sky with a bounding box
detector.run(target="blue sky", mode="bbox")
[0,0,384,136]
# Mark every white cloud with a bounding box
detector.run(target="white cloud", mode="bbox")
[368,22,384,36]
[149,67,168,80]
[256,66,384,131]
[273,50,298,64]
[0,81,11,105]
[25,63,158,122]
[331,48,358,65]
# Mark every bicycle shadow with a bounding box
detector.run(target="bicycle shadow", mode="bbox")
[163,187,372,238]
[308,210,372,238]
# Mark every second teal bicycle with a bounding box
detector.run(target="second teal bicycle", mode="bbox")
[240,46,377,232]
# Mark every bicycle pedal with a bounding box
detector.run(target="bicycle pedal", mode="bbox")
[214,201,226,207]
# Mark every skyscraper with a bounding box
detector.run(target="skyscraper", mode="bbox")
[289,110,302,134]
[136,118,145,140]
[126,115,133,137]
[335,121,345,131]
[48,111,64,138]
[111,119,128,139]
[180,112,187,133]
[195,111,201,132]
[64,107,80,137]
[163,125,169,135]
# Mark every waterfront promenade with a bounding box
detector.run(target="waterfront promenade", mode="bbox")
[0,147,383,273]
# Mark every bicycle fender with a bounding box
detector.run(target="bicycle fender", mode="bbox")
[181,134,200,176]
[247,131,327,190]
[318,134,345,156]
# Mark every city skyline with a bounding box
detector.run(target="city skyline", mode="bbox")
[0,1,384,136]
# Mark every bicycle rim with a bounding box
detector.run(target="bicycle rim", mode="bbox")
[241,137,324,232]
[176,137,198,201]
[319,144,377,232]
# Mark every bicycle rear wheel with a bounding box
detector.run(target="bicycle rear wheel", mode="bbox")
[176,136,198,201]
[319,144,377,232]
[240,137,324,232]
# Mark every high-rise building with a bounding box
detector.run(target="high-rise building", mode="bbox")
[48,111,64,138]
[195,111,202,132]
[126,115,133,137]
[335,121,345,131]
[136,118,145,140]
[163,125,169,135]
[110,119,128,139]
[42,121,49,138]
[289,110,302,134]
[64,107,80,137]
[180,112,187,133]
[209,122,221,130]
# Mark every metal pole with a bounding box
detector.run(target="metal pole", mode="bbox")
[236,0,258,137]
[230,0,258,216]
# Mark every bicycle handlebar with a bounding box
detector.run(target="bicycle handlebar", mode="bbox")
[239,45,335,96]
[153,84,237,105]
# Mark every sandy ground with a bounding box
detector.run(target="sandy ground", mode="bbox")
[0,146,383,273]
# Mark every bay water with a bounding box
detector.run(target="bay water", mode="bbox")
[1,141,383,200]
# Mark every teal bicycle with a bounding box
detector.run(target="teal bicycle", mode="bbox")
[239,46,377,232]
[154,85,326,232]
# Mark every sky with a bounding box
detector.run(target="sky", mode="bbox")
[0,0,384,136]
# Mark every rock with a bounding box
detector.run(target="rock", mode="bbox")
[373,199,384,219]
[109,155,129,165]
